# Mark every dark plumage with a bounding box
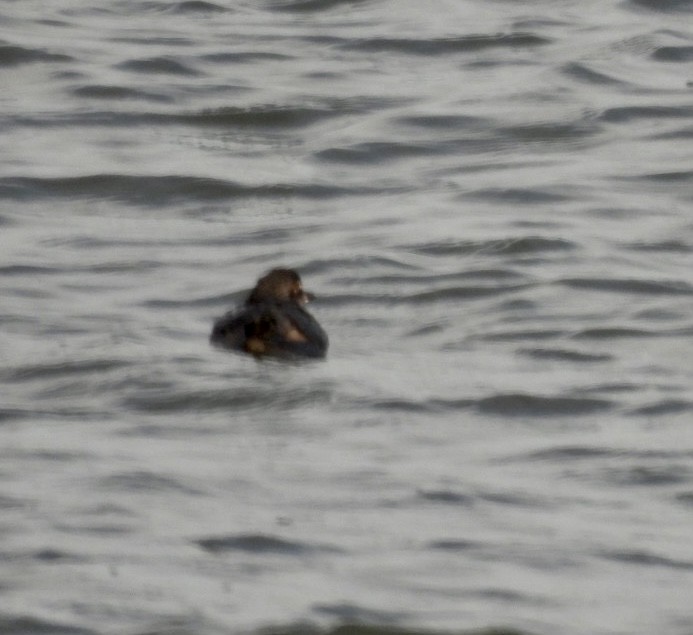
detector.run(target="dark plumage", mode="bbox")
[210,268,328,359]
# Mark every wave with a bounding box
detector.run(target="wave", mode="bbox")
[369,393,614,417]
[0,617,96,635]
[652,45,693,61]
[625,240,691,253]
[0,174,362,205]
[598,548,693,570]
[518,348,613,363]
[418,490,475,506]
[420,489,544,510]
[116,56,201,76]
[269,0,370,12]
[122,384,334,413]
[571,326,659,339]
[496,121,601,143]
[465,187,571,204]
[395,114,490,130]
[97,470,204,495]
[0,44,72,67]
[630,399,693,416]
[561,62,631,86]
[409,237,576,256]
[201,51,292,63]
[315,141,451,164]
[196,533,342,555]
[166,1,227,13]
[12,99,403,129]
[338,34,551,55]
[71,84,172,102]
[600,105,693,123]
[1,359,128,382]
[244,623,533,635]
[632,170,693,183]
[627,0,693,13]
[558,277,693,295]
[524,445,619,461]
[476,393,613,416]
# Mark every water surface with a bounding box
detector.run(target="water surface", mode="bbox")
[1,1,693,635]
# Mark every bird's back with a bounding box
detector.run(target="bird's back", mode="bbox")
[210,302,327,358]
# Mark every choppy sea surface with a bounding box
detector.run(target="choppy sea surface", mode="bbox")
[2,1,693,635]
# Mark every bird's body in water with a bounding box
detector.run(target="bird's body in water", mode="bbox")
[210,268,328,359]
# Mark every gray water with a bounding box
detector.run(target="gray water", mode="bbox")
[2,1,693,635]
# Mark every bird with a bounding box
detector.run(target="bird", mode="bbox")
[210,268,328,359]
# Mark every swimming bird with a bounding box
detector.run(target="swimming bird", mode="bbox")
[210,268,328,359]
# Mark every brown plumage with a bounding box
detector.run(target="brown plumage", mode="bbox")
[210,268,328,359]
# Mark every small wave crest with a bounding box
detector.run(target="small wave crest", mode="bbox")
[339,34,551,55]
[0,44,72,67]
[0,617,95,635]
[0,175,355,206]
[196,533,341,555]
[366,393,613,417]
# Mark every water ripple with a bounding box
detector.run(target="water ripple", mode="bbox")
[630,399,693,416]
[561,62,630,86]
[559,277,693,295]
[1,359,128,383]
[9,100,403,129]
[313,603,405,625]
[572,327,659,339]
[270,0,370,12]
[600,105,693,122]
[476,393,614,416]
[98,471,204,495]
[315,141,450,164]
[366,393,614,417]
[242,625,531,635]
[518,348,613,363]
[339,34,552,55]
[628,0,693,13]
[196,533,342,555]
[409,237,576,257]
[0,44,72,66]
[634,170,693,183]
[467,187,571,204]
[1,1,692,633]
[0,175,365,205]
[122,385,333,413]
[599,548,693,570]
[418,490,475,506]
[652,45,693,61]
[167,1,227,13]
[625,240,691,253]
[0,617,96,635]
[116,56,202,76]
[71,84,172,102]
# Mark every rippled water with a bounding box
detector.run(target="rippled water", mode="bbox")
[2,1,693,635]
